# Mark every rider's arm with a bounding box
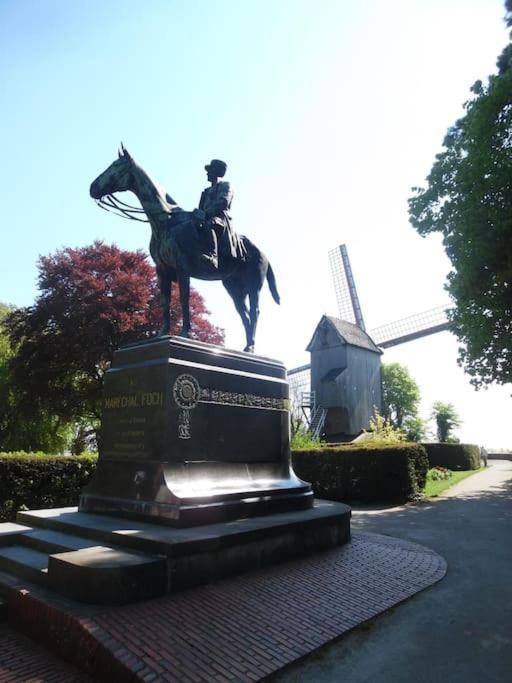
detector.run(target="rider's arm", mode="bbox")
[193,190,208,223]
[205,182,233,217]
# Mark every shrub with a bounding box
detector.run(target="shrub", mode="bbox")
[427,466,452,481]
[422,443,480,470]
[364,408,405,443]
[0,452,97,522]
[290,426,321,450]
[292,443,428,504]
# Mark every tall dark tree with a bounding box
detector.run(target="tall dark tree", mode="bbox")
[409,8,512,388]
[5,242,223,438]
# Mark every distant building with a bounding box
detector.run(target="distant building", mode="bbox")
[306,315,382,441]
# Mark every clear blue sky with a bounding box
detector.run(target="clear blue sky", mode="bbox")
[1,0,510,445]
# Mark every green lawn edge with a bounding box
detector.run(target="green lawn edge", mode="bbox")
[424,467,485,498]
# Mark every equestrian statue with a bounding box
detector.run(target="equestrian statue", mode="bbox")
[89,145,280,352]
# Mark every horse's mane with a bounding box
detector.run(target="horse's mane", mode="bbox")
[133,161,182,213]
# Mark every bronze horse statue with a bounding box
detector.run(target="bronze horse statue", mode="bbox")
[89,146,280,352]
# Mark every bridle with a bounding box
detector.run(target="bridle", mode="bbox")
[94,154,151,223]
[95,194,150,223]
[93,150,176,223]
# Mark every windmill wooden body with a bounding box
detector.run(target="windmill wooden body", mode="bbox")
[289,245,450,441]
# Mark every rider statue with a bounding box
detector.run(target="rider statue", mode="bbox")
[193,159,245,269]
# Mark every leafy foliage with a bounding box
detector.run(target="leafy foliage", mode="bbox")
[363,410,429,447]
[4,242,223,436]
[290,424,321,449]
[0,452,97,522]
[409,24,512,387]
[431,401,462,442]
[402,415,428,442]
[360,407,405,444]
[427,466,452,482]
[0,304,71,452]
[381,363,421,428]
[292,443,428,504]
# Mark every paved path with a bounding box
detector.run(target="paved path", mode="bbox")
[276,461,512,683]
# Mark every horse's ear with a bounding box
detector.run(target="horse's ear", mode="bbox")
[121,142,132,162]
[118,147,122,158]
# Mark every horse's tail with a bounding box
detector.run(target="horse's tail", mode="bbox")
[266,263,280,304]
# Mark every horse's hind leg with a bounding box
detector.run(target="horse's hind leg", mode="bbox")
[223,280,252,350]
[247,288,261,353]
[157,268,172,336]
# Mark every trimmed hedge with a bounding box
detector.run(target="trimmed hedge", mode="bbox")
[0,453,97,523]
[0,443,432,521]
[422,443,480,471]
[292,443,429,504]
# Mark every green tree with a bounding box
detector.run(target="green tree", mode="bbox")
[0,303,70,452]
[402,415,428,443]
[381,362,421,428]
[409,7,512,388]
[431,401,462,443]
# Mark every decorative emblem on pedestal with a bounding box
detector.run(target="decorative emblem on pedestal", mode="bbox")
[173,374,200,439]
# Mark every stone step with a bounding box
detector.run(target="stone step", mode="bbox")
[20,529,100,555]
[0,537,167,605]
[48,546,167,605]
[0,546,48,586]
[13,501,351,602]
[17,502,351,559]
[0,522,33,546]
[17,508,119,548]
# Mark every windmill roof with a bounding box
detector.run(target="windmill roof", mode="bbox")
[306,316,382,354]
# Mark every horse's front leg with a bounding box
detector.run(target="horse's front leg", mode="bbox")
[177,270,191,337]
[157,269,172,336]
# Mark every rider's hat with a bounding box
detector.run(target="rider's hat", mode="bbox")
[205,159,227,177]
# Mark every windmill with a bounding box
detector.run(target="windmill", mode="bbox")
[289,244,451,439]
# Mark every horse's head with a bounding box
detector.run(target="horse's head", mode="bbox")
[90,144,135,199]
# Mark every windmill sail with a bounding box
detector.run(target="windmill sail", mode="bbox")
[328,244,366,330]
[370,305,451,348]
[288,363,311,401]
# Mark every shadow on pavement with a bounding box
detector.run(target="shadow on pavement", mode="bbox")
[274,463,512,683]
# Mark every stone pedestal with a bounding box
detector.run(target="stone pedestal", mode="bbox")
[0,339,351,604]
[79,336,314,526]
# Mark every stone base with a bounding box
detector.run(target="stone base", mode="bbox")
[79,335,314,526]
[79,460,313,527]
[0,500,350,604]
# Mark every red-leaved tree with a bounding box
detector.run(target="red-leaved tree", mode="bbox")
[5,242,223,446]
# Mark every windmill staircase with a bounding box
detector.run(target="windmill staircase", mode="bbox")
[301,391,327,439]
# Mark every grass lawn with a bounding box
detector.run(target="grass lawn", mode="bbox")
[424,468,485,498]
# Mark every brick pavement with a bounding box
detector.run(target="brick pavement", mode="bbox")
[1,531,446,682]
[0,624,91,683]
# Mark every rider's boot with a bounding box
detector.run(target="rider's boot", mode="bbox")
[201,227,218,269]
